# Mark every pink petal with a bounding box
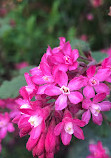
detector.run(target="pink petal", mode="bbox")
[68,76,87,91]
[18,116,30,129]
[0,128,7,139]
[82,98,92,109]
[37,84,50,94]
[106,75,111,82]
[61,129,72,145]
[62,42,72,56]
[82,110,91,125]
[69,62,78,71]
[68,92,83,104]
[87,65,96,78]
[94,69,109,81]
[7,123,15,132]
[32,75,46,85]
[71,49,79,61]
[51,53,64,64]
[19,125,32,137]
[24,73,32,85]
[83,85,95,98]
[54,122,64,136]
[92,113,103,125]
[30,67,42,76]
[54,70,68,87]
[59,37,66,46]
[26,136,38,151]
[73,125,84,140]
[30,125,42,139]
[93,93,106,103]
[40,62,51,76]
[55,94,67,110]
[94,83,110,95]
[45,86,61,96]
[89,144,97,153]
[73,119,85,127]
[98,101,111,111]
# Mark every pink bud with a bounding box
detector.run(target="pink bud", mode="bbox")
[45,119,56,153]
[32,132,46,157]
[26,136,38,151]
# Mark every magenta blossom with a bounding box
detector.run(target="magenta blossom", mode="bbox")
[82,93,111,125]
[0,112,15,139]
[45,37,79,72]
[31,62,54,85]
[54,110,85,145]
[87,141,110,158]
[45,70,86,110]
[83,65,110,98]
[16,99,51,139]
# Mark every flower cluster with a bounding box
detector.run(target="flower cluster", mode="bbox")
[87,141,110,158]
[13,37,111,158]
[0,98,20,152]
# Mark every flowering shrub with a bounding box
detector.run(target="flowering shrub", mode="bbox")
[11,37,111,158]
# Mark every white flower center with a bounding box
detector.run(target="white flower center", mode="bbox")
[90,104,101,116]
[89,77,99,86]
[20,104,31,109]
[0,120,7,128]
[28,115,43,127]
[43,76,49,81]
[60,86,70,94]
[64,122,74,135]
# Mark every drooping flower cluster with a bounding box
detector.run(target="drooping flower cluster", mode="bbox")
[87,141,110,158]
[13,37,111,158]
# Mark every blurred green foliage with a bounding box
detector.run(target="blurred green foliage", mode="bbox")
[0,0,111,82]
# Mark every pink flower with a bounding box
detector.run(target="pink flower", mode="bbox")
[82,93,111,125]
[83,66,110,98]
[90,0,103,8]
[80,34,88,41]
[0,113,15,139]
[45,37,79,72]
[86,13,94,21]
[15,62,29,70]
[31,63,54,85]
[54,110,85,145]
[45,71,85,110]
[87,141,110,158]
[16,99,51,139]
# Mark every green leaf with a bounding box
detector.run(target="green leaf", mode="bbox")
[0,76,26,99]
[92,51,108,62]
[71,39,90,56]
[26,16,36,34]
[71,39,90,51]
